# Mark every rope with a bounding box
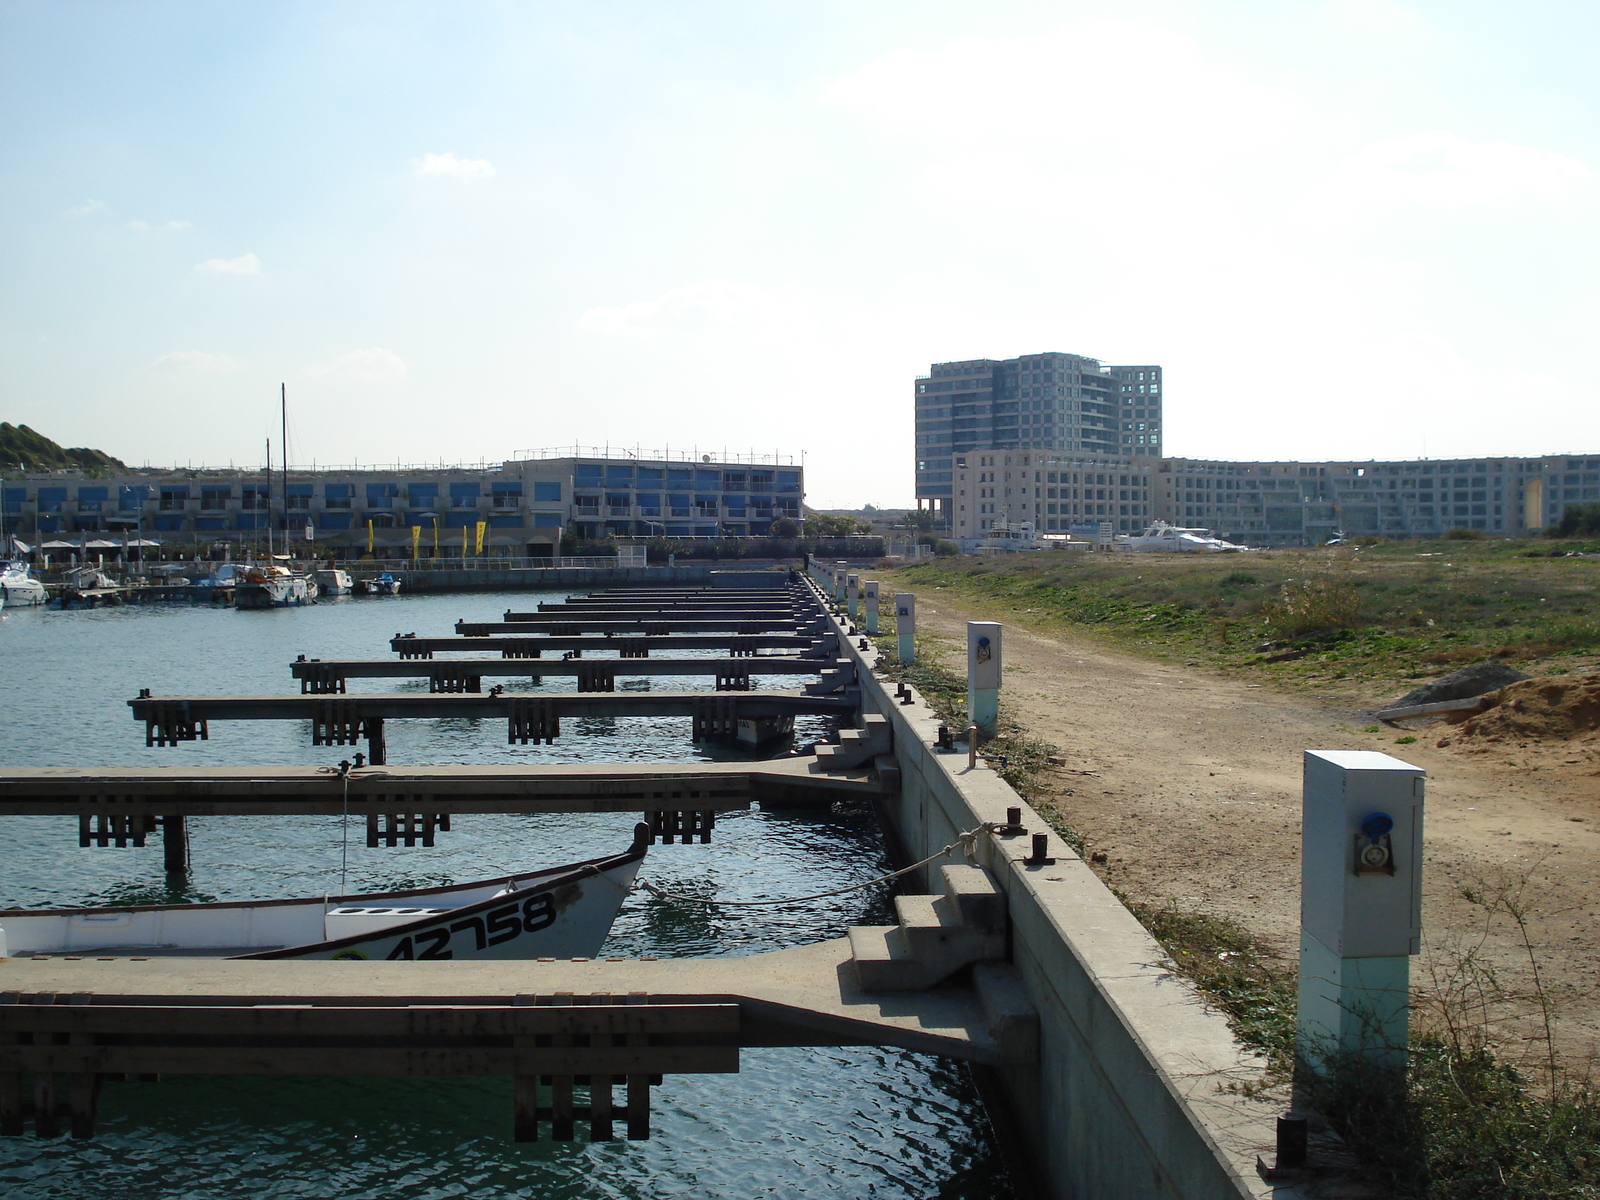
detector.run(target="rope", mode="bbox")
[637,822,1001,907]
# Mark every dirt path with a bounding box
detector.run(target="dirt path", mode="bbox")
[910,593,1600,1065]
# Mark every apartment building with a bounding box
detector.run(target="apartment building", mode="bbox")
[1157,455,1600,546]
[914,352,1162,533]
[0,447,804,557]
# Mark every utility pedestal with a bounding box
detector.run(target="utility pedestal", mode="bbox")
[966,622,1002,740]
[895,594,915,664]
[863,581,880,635]
[832,566,847,605]
[1297,750,1425,1076]
[846,574,859,619]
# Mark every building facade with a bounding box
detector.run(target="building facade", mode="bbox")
[916,350,1599,545]
[0,448,804,557]
[1156,454,1600,545]
[914,352,1162,534]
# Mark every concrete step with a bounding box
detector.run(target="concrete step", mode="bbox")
[811,714,891,772]
[893,893,1006,965]
[935,864,1006,933]
[973,962,1039,1061]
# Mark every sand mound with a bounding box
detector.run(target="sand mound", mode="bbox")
[1436,673,1600,748]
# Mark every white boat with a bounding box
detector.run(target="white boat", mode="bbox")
[0,828,648,961]
[0,559,48,606]
[235,564,312,608]
[1114,521,1252,553]
[967,522,1048,554]
[315,568,354,595]
[361,571,402,596]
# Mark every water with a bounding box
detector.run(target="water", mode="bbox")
[0,593,1016,1199]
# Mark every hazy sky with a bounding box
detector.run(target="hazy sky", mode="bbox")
[2,1,1595,506]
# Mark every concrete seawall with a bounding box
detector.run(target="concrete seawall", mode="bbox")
[835,616,1284,1198]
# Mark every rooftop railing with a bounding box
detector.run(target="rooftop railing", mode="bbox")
[510,445,800,467]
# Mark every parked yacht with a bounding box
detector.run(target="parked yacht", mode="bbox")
[235,564,312,608]
[1114,521,1252,553]
[315,568,354,596]
[0,559,49,606]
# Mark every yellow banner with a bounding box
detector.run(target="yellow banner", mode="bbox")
[411,524,421,559]
[462,524,469,558]
[366,520,374,553]
[474,521,487,555]
[431,517,439,557]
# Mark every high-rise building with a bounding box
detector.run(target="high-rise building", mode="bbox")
[914,351,1162,534]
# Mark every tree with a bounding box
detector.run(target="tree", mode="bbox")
[1551,502,1600,537]
[768,516,800,537]
[805,514,871,537]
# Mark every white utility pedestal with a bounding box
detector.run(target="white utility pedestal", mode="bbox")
[846,573,859,619]
[1298,749,1425,1074]
[966,621,1002,740]
[895,594,915,664]
[863,581,880,635]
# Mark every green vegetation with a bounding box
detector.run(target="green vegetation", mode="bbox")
[1552,501,1600,538]
[883,538,1600,695]
[0,422,123,470]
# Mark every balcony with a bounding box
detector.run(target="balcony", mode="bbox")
[573,505,601,517]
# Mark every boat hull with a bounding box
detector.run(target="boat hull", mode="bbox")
[0,829,648,961]
[235,576,313,608]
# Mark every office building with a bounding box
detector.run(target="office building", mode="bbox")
[0,447,804,557]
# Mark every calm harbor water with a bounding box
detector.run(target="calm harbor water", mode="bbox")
[0,592,1016,1199]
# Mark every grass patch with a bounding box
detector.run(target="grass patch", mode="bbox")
[880,537,1600,696]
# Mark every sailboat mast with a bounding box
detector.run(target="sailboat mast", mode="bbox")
[265,437,274,559]
[281,383,288,561]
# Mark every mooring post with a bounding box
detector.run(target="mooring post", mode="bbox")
[846,573,859,619]
[966,621,1001,740]
[366,717,387,766]
[863,580,880,635]
[161,813,188,874]
[894,593,915,664]
[1296,750,1424,1079]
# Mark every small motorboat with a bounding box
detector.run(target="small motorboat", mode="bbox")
[0,559,49,607]
[361,571,402,596]
[315,567,354,596]
[235,564,312,608]
[0,827,648,961]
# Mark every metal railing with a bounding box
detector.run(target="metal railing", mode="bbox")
[511,444,800,467]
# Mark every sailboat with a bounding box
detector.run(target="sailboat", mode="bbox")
[235,386,317,609]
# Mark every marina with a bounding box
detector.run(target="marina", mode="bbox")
[0,577,1018,1198]
[0,569,1287,1198]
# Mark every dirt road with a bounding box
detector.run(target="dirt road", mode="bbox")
[911,593,1600,1064]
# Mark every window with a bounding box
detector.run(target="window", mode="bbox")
[450,482,482,507]
[492,482,522,508]
[201,487,232,511]
[242,485,270,511]
[324,483,353,509]
[532,482,561,502]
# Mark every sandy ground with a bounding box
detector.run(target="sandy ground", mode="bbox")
[911,594,1600,1070]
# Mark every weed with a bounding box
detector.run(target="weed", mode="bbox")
[1396,735,1418,744]
[1260,576,1364,638]
[1362,725,1381,733]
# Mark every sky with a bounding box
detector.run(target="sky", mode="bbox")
[1,0,1596,507]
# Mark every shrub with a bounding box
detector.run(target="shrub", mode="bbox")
[1260,577,1363,637]
[1444,526,1488,541]
[1220,571,1259,586]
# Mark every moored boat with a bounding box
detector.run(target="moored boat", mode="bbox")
[0,827,648,961]
[315,567,354,595]
[235,564,312,608]
[361,571,402,596]
[0,559,49,606]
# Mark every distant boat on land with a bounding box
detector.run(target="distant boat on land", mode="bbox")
[1114,521,1252,553]
[0,829,648,961]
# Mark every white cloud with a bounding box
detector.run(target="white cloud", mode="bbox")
[577,281,785,337]
[412,152,496,182]
[146,350,246,374]
[195,252,262,275]
[65,199,107,217]
[1319,0,1431,46]
[304,348,409,382]
[1327,131,1591,212]
[129,219,191,233]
